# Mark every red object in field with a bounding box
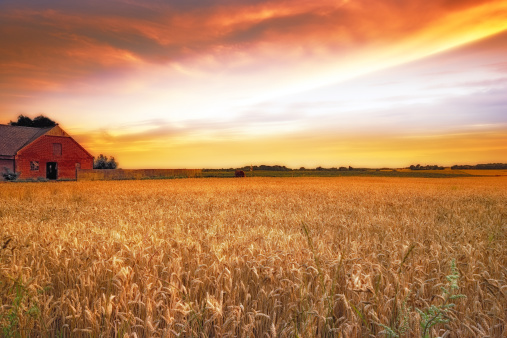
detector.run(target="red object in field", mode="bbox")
[235,170,245,177]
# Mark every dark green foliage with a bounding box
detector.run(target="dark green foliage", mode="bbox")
[9,115,57,128]
[1,278,40,337]
[378,259,465,337]
[250,164,290,171]
[93,154,118,169]
[2,167,20,181]
[416,259,466,338]
[451,163,507,169]
[409,164,445,170]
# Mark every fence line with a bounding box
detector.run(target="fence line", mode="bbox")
[77,168,202,181]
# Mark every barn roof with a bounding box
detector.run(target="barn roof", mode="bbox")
[0,124,53,156]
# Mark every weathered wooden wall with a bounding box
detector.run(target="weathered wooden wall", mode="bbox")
[77,168,202,181]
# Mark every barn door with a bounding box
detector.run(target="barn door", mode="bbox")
[46,162,58,180]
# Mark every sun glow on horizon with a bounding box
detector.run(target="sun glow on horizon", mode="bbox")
[1,0,506,168]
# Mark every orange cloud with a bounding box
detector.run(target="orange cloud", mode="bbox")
[1,0,506,94]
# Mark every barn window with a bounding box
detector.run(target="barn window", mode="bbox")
[30,161,39,171]
[53,143,62,156]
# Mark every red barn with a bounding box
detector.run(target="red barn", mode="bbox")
[0,124,93,181]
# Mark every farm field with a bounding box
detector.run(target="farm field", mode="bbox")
[0,177,506,337]
[460,169,507,176]
[202,169,474,179]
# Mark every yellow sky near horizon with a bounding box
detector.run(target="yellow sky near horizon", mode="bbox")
[1,0,506,168]
[70,125,507,169]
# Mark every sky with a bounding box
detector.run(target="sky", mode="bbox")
[0,0,506,169]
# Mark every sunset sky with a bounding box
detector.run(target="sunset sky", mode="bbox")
[1,0,506,168]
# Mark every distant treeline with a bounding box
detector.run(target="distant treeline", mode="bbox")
[309,166,369,171]
[406,163,507,170]
[408,164,445,170]
[203,165,369,172]
[203,163,507,172]
[451,163,507,170]
[204,165,291,172]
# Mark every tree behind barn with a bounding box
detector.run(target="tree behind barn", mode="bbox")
[93,154,118,169]
[9,114,57,128]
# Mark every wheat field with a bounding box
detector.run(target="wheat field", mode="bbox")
[0,177,505,337]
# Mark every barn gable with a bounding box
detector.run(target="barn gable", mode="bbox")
[16,125,94,159]
[45,125,70,137]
